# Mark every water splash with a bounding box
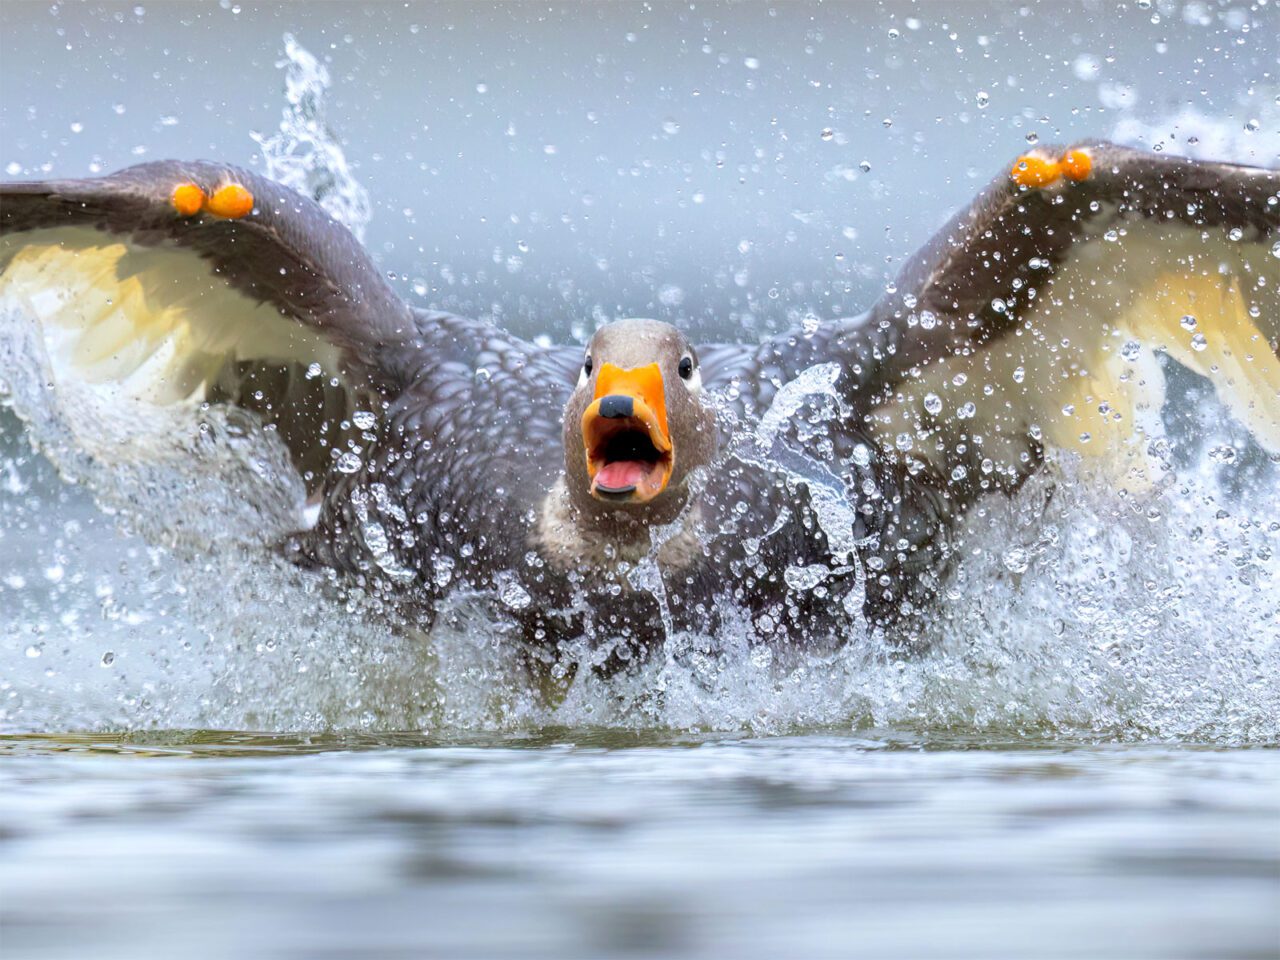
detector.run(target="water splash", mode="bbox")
[250,34,372,241]
[2,44,1277,743]
[1111,89,1280,165]
[3,342,1275,741]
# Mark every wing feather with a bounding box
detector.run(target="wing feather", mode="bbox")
[1,161,415,504]
[862,141,1279,495]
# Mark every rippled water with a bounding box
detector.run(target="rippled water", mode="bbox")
[3,732,1278,960]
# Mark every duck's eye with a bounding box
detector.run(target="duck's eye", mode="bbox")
[678,356,694,380]
[584,356,593,376]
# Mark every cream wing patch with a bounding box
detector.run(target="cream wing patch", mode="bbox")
[0,226,355,495]
[870,221,1280,491]
[1,227,342,404]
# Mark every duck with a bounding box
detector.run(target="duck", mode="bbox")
[2,141,1277,653]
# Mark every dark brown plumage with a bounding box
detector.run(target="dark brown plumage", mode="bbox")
[2,143,1277,653]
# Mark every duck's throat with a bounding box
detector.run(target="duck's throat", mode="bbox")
[534,477,700,574]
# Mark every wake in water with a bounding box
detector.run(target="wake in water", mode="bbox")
[1,40,1277,742]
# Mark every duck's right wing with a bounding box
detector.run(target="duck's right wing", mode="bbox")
[750,142,1278,496]
[1,161,418,526]
[872,142,1278,494]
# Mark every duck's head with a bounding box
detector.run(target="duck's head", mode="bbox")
[563,319,717,525]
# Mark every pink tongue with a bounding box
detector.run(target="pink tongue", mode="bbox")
[596,460,648,490]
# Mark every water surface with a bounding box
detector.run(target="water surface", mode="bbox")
[3,731,1278,960]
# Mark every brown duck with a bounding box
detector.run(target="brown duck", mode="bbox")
[2,142,1277,652]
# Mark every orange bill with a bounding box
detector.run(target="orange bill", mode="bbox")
[581,362,674,502]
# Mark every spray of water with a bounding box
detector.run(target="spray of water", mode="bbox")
[250,34,372,242]
[1,38,1277,742]
[1111,95,1280,166]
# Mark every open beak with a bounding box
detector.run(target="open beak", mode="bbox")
[581,361,674,503]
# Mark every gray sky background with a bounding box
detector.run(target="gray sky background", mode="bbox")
[2,0,1276,341]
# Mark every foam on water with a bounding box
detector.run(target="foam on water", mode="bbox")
[1,40,1277,742]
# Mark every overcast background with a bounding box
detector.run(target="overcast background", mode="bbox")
[2,0,1277,342]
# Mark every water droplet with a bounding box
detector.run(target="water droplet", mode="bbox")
[101,651,115,667]
[336,452,362,474]
[305,362,322,379]
[352,410,377,431]
[1244,118,1260,133]
[1025,132,1039,145]
[1072,54,1101,81]
[895,432,914,451]
[975,91,990,109]
[1228,227,1243,241]
[820,127,834,141]
[785,564,830,591]
[498,577,532,610]
[991,298,1008,314]
[662,118,680,135]
[1002,547,1030,573]
[432,556,455,588]
[24,644,42,659]
[886,27,900,39]
[1208,444,1238,464]
[858,159,872,173]
[658,284,684,307]
[1121,340,1141,362]
[743,56,760,70]
[1190,332,1208,352]
[851,444,872,468]
[924,393,943,415]
[1180,314,1197,331]
[1012,366,1025,383]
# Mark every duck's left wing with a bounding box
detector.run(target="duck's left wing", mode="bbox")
[860,140,1279,492]
[0,161,437,549]
[1,161,420,510]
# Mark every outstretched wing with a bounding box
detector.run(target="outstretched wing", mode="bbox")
[861,140,1279,494]
[1,160,417,501]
